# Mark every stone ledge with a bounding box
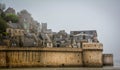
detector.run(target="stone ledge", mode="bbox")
[0,47,82,52]
[82,43,103,50]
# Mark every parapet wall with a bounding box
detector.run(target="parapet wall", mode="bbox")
[82,43,103,50]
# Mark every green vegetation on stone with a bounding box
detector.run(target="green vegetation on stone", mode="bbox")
[4,13,19,23]
[0,17,7,33]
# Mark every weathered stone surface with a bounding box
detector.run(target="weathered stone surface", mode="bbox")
[82,43,103,50]
[82,43,103,67]
[0,51,6,67]
[39,52,83,67]
[83,51,103,67]
[0,47,83,67]
[103,54,113,66]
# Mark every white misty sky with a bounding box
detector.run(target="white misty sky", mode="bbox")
[0,0,120,65]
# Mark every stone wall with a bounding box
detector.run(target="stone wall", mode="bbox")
[0,47,83,67]
[0,43,112,68]
[82,43,103,67]
[103,54,113,66]
[83,51,103,67]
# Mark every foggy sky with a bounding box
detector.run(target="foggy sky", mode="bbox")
[0,0,120,66]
